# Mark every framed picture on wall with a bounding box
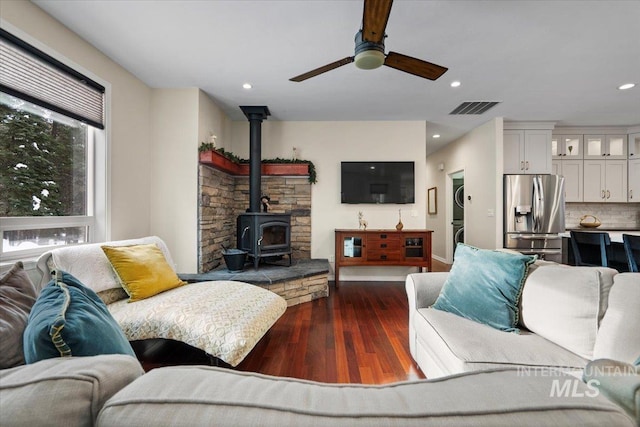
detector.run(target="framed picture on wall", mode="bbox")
[427,187,437,214]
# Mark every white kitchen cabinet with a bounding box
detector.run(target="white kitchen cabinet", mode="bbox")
[629,158,640,202]
[504,129,552,174]
[552,135,583,159]
[629,133,640,158]
[583,160,628,202]
[584,135,627,159]
[552,159,583,202]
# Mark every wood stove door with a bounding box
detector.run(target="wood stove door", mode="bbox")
[258,221,290,253]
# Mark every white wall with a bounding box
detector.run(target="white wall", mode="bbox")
[230,120,427,281]
[425,118,504,263]
[1,1,153,241]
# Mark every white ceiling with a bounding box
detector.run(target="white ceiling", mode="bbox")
[34,0,640,154]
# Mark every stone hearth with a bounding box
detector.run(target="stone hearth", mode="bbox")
[180,259,329,306]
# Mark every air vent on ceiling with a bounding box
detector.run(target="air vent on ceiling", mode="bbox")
[450,101,501,115]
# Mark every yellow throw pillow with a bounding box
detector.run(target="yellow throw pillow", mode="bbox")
[101,244,185,302]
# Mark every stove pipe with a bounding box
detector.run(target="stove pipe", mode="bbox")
[239,106,270,213]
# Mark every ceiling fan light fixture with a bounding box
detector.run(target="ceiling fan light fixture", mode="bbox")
[354,49,385,70]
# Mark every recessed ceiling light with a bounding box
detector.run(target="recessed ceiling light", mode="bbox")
[618,83,635,90]
[242,83,252,89]
[450,81,461,88]
[433,134,441,138]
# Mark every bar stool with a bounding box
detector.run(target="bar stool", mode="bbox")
[569,231,611,267]
[622,234,640,272]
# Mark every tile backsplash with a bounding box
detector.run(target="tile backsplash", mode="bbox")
[565,203,640,229]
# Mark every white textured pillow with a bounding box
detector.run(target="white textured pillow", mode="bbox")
[520,265,617,359]
[41,236,176,294]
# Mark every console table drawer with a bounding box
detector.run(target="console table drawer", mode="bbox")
[368,235,401,248]
[367,249,402,261]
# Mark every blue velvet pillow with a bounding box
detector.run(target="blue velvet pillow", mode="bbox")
[432,244,536,333]
[23,271,135,363]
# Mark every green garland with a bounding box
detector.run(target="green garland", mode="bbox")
[199,143,317,184]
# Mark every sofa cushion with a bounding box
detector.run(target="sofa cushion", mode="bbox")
[432,244,536,333]
[0,354,143,427]
[415,307,588,377]
[97,366,635,427]
[520,264,617,360]
[23,271,135,363]
[593,273,640,363]
[101,243,185,302]
[0,262,37,368]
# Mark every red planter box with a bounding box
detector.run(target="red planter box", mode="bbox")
[199,150,309,177]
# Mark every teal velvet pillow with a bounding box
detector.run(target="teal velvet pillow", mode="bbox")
[432,244,536,333]
[23,271,135,363]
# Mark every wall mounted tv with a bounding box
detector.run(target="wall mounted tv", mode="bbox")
[341,161,415,204]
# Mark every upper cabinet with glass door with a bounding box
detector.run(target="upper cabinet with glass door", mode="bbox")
[551,135,583,159]
[628,133,640,158]
[583,135,628,159]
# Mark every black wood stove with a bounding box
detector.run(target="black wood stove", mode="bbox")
[237,213,291,269]
[236,105,292,269]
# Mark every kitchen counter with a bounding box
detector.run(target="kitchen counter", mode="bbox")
[561,230,640,244]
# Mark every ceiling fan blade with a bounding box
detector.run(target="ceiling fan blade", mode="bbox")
[362,0,393,44]
[384,51,448,80]
[289,57,355,82]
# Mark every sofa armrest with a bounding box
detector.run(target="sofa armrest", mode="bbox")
[583,358,640,423]
[594,273,640,364]
[0,355,144,426]
[405,272,448,310]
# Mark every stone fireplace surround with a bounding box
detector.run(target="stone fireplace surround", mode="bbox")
[199,164,311,272]
[198,164,328,306]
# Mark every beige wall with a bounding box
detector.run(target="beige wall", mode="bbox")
[149,89,199,272]
[198,90,232,152]
[425,118,504,263]
[1,1,153,241]
[149,89,232,272]
[230,120,427,281]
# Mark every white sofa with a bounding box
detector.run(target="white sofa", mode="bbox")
[2,256,637,426]
[406,263,640,379]
[36,236,287,366]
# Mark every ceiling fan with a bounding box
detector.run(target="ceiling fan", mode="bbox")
[290,0,448,82]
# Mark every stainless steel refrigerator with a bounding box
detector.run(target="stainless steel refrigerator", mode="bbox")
[504,174,565,262]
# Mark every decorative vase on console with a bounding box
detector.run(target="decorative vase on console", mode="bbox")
[396,209,404,231]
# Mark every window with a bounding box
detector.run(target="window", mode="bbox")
[0,29,106,262]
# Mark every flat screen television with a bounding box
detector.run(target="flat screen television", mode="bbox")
[341,161,415,204]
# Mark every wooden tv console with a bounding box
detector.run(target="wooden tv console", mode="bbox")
[334,229,433,287]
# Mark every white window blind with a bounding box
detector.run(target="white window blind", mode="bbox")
[0,29,104,129]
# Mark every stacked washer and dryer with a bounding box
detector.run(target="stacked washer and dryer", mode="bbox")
[452,178,464,253]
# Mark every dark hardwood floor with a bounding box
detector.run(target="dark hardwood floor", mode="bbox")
[237,281,425,384]
[135,280,432,384]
